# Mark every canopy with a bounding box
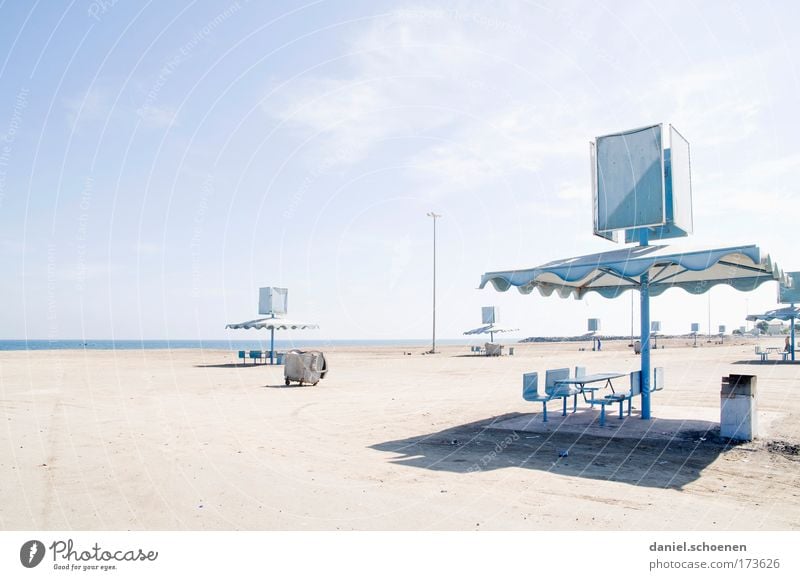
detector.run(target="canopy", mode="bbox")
[226,316,319,364]
[746,306,800,322]
[226,317,319,330]
[480,244,782,299]
[480,243,786,418]
[463,324,519,343]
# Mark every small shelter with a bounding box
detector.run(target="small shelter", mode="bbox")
[463,306,518,343]
[747,306,799,360]
[690,322,700,347]
[650,320,662,348]
[480,123,786,419]
[226,287,318,364]
[746,272,799,361]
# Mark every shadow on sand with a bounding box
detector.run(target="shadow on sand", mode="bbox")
[370,412,738,490]
[194,363,278,368]
[730,359,800,366]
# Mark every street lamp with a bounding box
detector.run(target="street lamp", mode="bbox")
[427,212,442,353]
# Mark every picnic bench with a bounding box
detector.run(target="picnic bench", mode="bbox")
[522,368,580,422]
[755,346,789,362]
[585,371,641,426]
[586,367,665,426]
[522,366,665,426]
[470,344,514,356]
[237,350,265,364]
[237,350,283,364]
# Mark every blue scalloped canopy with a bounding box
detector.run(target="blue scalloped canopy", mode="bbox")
[746,306,799,322]
[225,317,319,330]
[463,324,519,336]
[480,244,784,299]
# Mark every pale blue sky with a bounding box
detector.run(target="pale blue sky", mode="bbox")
[1,0,798,340]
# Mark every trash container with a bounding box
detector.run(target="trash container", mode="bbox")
[633,340,642,354]
[284,350,328,386]
[485,343,503,356]
[720,374,758,441]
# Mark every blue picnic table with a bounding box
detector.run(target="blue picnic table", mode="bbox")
[554,372,625,403]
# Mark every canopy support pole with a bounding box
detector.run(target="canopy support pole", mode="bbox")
[270,328,275,364]
[792,303,796,362]
[640,271,651,419]
[639,229,651,420]
[270,313,276,365]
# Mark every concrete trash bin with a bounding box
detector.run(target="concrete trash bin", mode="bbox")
[720,374,758,441]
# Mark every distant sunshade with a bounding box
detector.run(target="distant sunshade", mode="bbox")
[746,306,800,322]
[463,324,519,336]
[225,317,319,330]
[480,244,783,300]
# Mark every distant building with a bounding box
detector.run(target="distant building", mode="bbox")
[767,321,786,336]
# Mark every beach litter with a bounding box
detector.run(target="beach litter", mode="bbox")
[767,440,800,457]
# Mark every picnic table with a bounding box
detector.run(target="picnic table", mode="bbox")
[554,372,625,403]
[757,346,790,361]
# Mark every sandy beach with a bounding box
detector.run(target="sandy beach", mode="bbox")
[1,338,798,531]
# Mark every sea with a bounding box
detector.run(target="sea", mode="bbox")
[0,339,480,351]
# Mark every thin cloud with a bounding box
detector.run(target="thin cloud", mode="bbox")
[137,105,178,129]
[64,86,112,131]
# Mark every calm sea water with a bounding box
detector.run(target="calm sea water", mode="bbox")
[0,339,477,351]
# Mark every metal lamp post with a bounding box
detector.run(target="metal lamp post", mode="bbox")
[427,212,442,353]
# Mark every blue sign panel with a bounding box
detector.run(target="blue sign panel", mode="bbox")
[259,287,288,315]
[594,124,665,233]
[779,272,800,304]
[668,125,693,234]
[624,126,693,242]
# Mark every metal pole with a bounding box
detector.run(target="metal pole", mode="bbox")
[639,228,651,420]
[629,290,634,346]
[270,327,275,365]
[640,271,651,419]
[792,304,796,362]
[427,212,441,353]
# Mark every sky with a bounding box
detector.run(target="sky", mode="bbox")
[0,0,798,341]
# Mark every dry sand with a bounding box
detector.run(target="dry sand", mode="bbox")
[1,338,798,530]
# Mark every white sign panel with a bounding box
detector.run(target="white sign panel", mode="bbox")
[594,124,666,233]
[259,287,288,315]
